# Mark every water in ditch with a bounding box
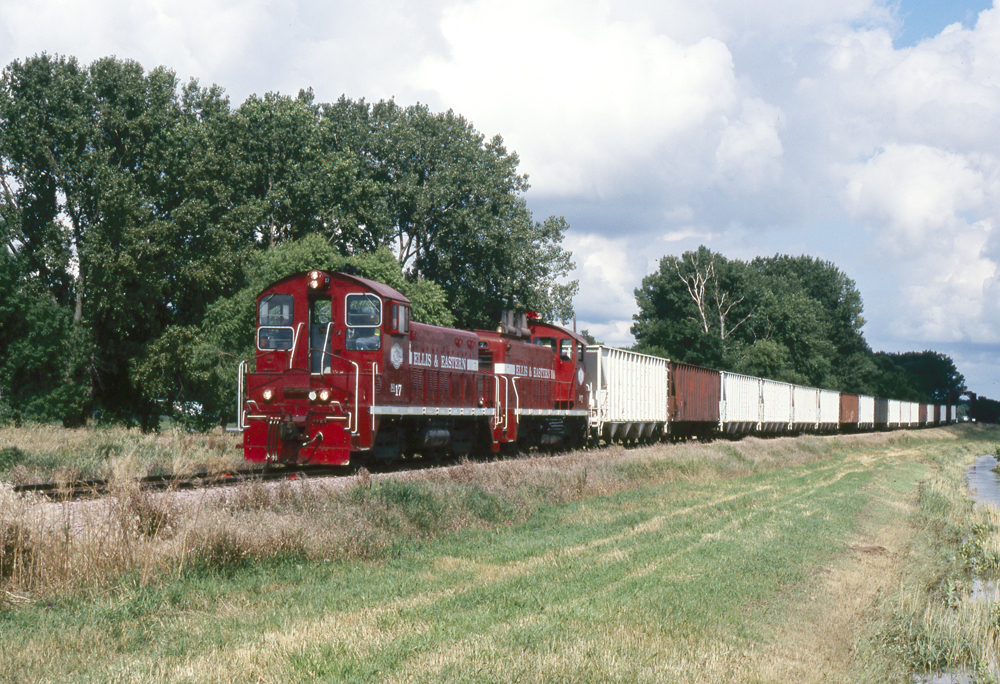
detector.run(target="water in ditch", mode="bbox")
[915,455,1000,684]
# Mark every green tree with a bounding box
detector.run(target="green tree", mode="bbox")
[873,350,965,403]
[729,263,837,387]
[742,254,871,390]
[1,55,247,426]
[1,54,578,427]
[634,246,876,391]
[1,54,95,422]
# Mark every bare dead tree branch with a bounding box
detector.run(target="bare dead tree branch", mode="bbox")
[674,249,756,342]
[673,254,713,334]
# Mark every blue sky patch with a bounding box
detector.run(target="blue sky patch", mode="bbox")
[894,0,993,46]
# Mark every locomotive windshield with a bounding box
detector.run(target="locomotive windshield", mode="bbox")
[259,294,293,326]
[345,293,382,351]
[258,294,294,350]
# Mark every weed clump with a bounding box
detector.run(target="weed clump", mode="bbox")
[0,518,33,584]
[109,479,181,539]
[0,446,27,472]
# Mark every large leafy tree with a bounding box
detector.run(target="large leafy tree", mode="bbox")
[81,59,249,426]
[1,54,94,422]
[724,255,872,388]
[1,54,576,427]
[872,350,965,403]
[740,255,872,389]
[632,246,749,368]
[0,55,248,425]
[216,94,577,329]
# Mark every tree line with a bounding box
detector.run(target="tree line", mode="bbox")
[0,54,576,428]
[0,54,968,430]
[631,246,967,404]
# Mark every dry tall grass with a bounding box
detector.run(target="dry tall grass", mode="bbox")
[0,424,243,484]
[0,427,954,603]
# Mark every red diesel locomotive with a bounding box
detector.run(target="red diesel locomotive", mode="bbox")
[239,269,590,464]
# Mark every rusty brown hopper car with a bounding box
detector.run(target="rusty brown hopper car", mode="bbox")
[669,361,720,438]
[840,393,860,428]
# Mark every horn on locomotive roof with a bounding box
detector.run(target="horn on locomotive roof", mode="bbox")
[496,310,532,339]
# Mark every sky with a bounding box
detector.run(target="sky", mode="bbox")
[1,0,998,398]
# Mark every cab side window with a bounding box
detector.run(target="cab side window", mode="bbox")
[259,294,293,326]
[559,339,573,362]
[346,293,382,351]
[391,303,410,334]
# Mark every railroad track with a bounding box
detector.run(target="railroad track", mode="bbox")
[11,464,355,500]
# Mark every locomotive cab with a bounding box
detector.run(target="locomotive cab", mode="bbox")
[528,319,589,412]
[241,270,410,465]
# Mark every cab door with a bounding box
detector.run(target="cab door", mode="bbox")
[309,297,333,375]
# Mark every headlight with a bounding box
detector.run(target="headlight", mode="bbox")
[262,388,275,402]
[309,389,331,404]
[308,270,329,290]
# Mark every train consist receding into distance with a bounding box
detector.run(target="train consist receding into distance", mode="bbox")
[238,270,957,465]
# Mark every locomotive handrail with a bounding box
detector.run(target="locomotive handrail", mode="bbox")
[289,322,304,370]
[492,374,502,426]
[371,362,377,433]
[237,359,248,431]
[479,372,503,430]
[349,358,360,435]
[315,349,361,435]
[498,375,508,431]
[511,377,521,424]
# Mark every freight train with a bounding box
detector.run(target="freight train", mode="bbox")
[237,270,956,465]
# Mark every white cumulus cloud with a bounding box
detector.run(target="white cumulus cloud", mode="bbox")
[416,0,739,197]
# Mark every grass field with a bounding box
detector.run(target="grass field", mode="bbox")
[1,425,998,682]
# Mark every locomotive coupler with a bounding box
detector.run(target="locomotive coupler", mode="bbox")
[278,420,302,442]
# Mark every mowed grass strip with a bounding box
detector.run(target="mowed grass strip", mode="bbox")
[0,426,994,683]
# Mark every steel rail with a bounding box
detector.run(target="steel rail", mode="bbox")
[11,464,353,501]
